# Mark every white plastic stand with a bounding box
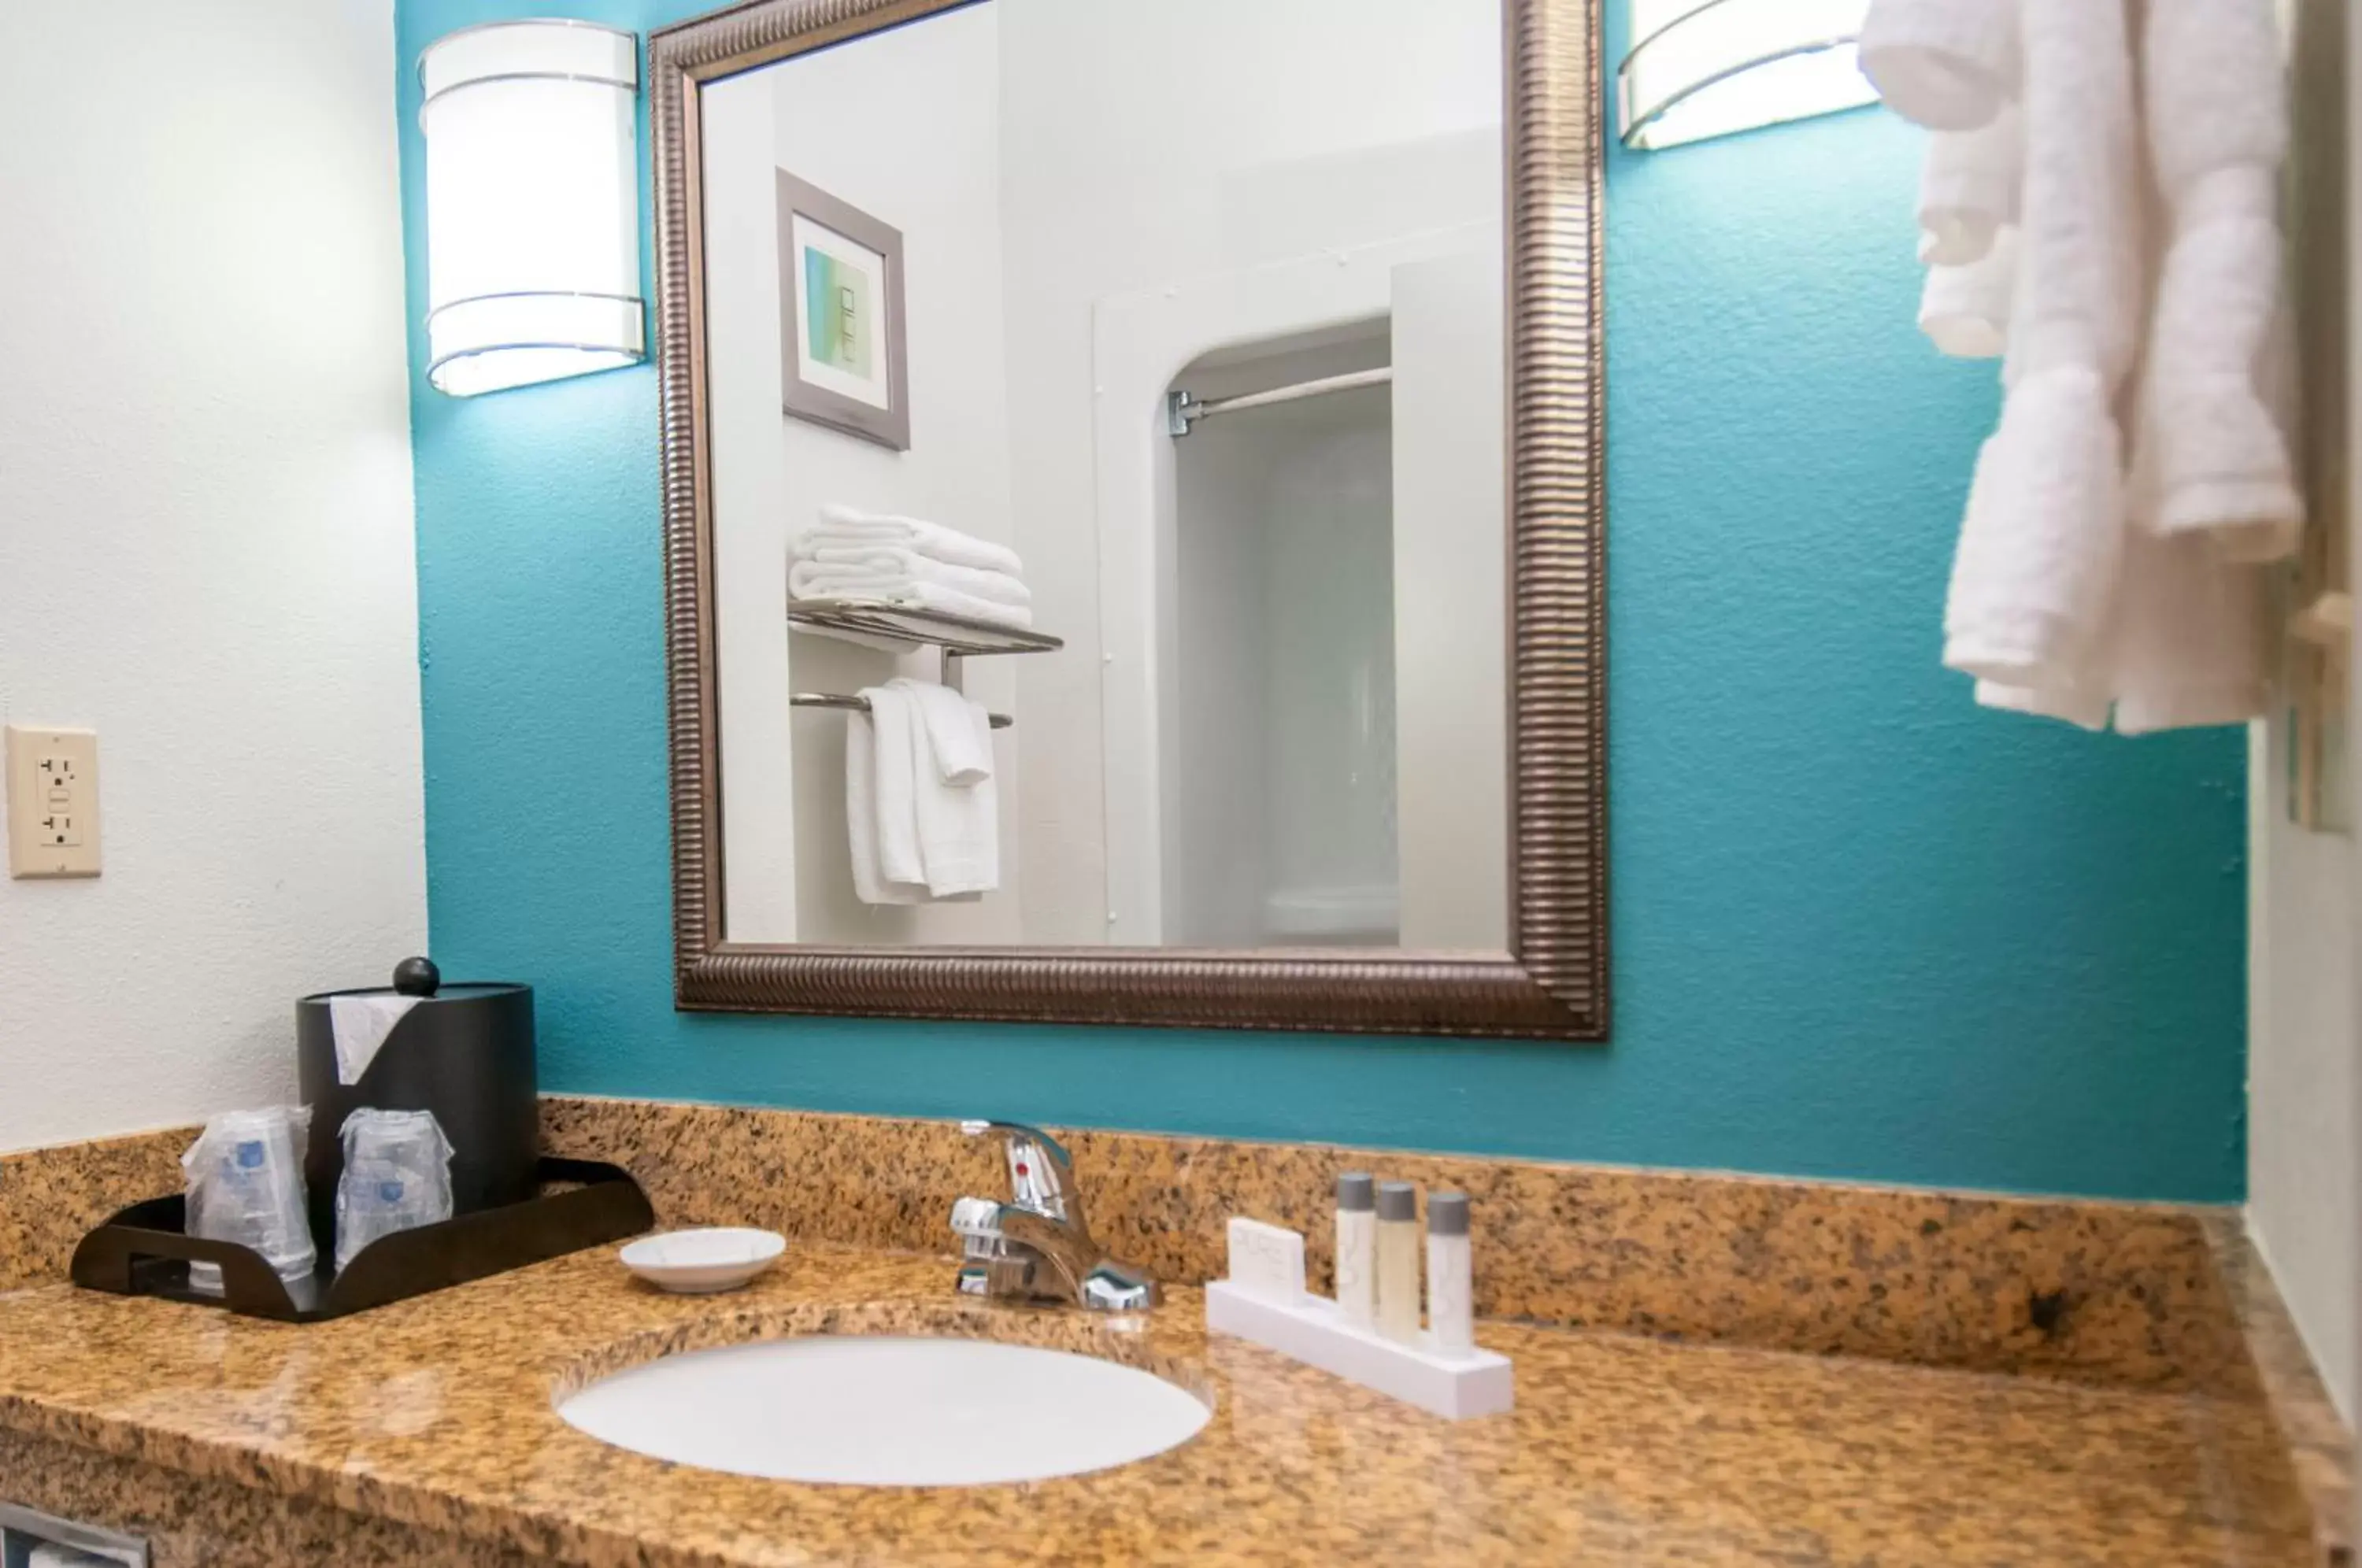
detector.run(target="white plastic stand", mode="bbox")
[1204,1279,1514,1419]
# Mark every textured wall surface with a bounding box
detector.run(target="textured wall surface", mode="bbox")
[397,0,2249,1200]
[0,1,427,1152]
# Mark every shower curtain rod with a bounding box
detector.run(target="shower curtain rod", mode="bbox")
[1165,366,1393,435]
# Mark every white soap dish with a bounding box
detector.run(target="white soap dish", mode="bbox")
[620,1227,786,1294]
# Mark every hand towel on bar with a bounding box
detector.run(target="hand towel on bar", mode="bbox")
[1860,0,2020,131]
[897,674,994,786]
[846,709,921,905]
[798,502,1025,577]
[1919,105,2021,266]
[1920,225,2017,359]
[1939,0,2141,691]
[2139,0,2302,561]
[845,708,986,906]
[854,684,930,901]
[883,678,998,897]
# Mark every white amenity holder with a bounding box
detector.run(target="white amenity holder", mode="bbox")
[1204,1217,1513,1421]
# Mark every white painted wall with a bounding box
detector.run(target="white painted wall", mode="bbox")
[0,1,424,1152]
[2249,730,2356,1422]
[2245,0,2361,1432]
[705,4,1020,945]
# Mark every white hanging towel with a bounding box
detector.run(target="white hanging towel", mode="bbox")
[2108,532,2272,734]
[1918,105,2021,265]
[1973,282,2276,734]
[897,674,994,786]
[890,678,1000,897]
[848,680,998,903]
[1920,225,2017,360]
[1941,0,2142,693]
[849,689,926,904]
[1860,0,2020,131]
[2138,0,2302,561]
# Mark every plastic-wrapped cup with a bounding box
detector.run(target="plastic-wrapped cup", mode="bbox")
[182,1106,316,1293]
[335,1108,456,1273]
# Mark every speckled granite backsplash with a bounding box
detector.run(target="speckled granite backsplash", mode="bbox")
[0,1098,2261,1391]
[535,1095,2245,1391]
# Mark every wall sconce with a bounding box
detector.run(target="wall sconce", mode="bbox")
[1619,0,1877,151]
[420,20,644,396]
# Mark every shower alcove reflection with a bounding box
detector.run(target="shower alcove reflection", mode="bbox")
[1162,327,1401,947]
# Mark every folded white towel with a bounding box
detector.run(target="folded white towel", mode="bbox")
[801,503,1024,577]
[800,545,1031,606]
[1920,225,2017,359]
[1861,0,2020,131]
[1919,105,2021,265]
[2139,0,2302,560]
[789,550,1030,623]
[788,574,1035,630]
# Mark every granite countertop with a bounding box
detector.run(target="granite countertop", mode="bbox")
[0,1240,2323,1567]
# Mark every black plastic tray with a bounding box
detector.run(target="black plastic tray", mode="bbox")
[69,1156,653,1322]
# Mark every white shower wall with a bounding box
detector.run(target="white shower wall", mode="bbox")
[1166,346,1399,947]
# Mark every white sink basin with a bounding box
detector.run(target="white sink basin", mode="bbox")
[557,1335,1211,1486]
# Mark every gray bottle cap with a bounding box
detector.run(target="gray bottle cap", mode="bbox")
[1375,1180,1417,1222]
[1427,1191,1471,1237]
[1337,1172,1375,1211]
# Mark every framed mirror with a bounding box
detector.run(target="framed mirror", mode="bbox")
[653,0,1604,1037]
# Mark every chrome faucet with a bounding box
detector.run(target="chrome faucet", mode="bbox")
[950,1119,1157,1311]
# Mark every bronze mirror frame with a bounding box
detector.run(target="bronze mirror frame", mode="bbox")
[652,0,1606,1039]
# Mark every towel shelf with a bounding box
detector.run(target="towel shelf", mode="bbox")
[787,597,1063,656]
[793,691,1013,730]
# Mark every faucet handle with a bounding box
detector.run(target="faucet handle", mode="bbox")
[960,1119,1078,1224]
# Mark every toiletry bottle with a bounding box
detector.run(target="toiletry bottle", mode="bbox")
[1427,1191,1473,1356]
[1375,1180,1420,1343]
[1335,1172,1377,1326]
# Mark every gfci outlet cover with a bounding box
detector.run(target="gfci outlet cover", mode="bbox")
[6,725,102,879]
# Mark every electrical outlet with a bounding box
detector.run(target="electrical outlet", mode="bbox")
[6,726,101,879]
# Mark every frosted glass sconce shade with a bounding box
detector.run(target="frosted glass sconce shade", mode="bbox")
[420,20,645,396]
[1620,0,1876,151]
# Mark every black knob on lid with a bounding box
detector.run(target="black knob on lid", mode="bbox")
[392,956,442,997]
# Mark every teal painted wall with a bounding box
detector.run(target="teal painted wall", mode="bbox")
[394,0,2249,1200]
